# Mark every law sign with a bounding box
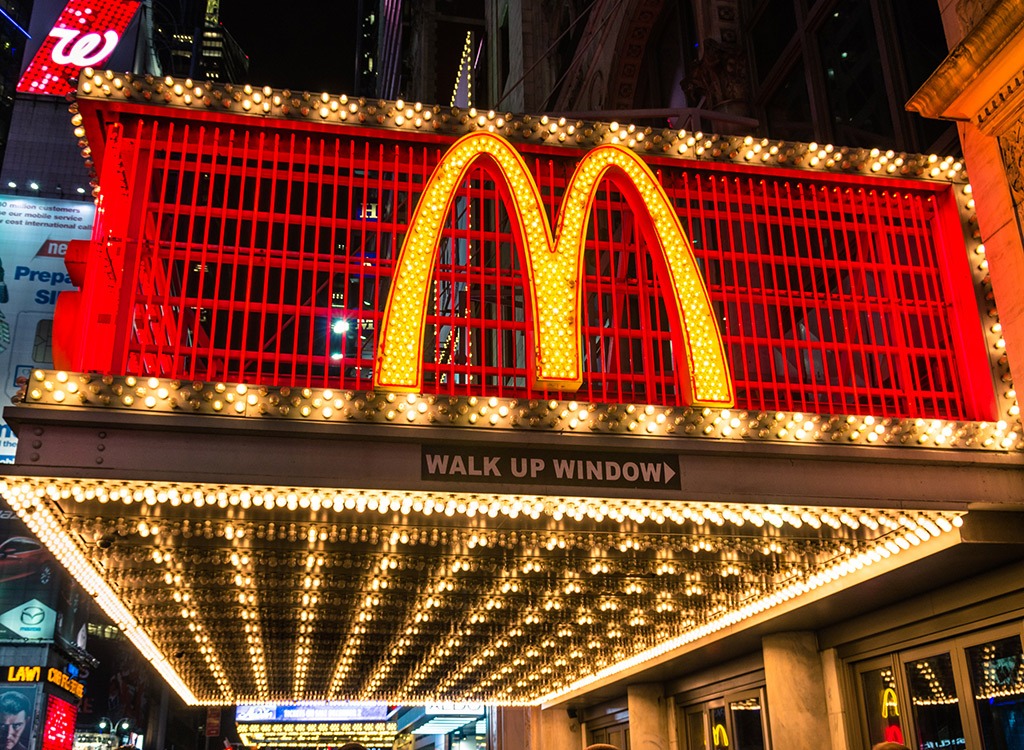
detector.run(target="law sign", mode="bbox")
[422,446,681,490]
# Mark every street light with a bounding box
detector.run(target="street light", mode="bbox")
[114,719,132,745]
[96,717,134,748]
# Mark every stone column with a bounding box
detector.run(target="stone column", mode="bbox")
[820,648,854,750]
[540,707,582,750]
[762,632,833,750]
[489,705,539,750]
[627,683,671,750]
[666,700,679,750]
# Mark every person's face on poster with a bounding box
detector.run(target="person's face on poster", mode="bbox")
[0,709,26,750]
[0,690,32,750]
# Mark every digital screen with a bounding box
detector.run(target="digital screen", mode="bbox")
[41,695,77,750]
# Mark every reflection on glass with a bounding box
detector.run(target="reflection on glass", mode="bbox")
[764,60,814,143]
[861,666,905,746]
[687,711,707,750]
[711,705,729,748]
[905,653,966,750]
[729,696,765,750]
[750,0,796,82]
[966,635,1024,750]
[816,0,893,146]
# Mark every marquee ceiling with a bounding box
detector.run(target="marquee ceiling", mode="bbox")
[2,467,966,706]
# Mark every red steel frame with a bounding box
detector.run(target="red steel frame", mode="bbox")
[58,104,995,421]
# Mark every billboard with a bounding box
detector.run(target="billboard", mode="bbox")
[0,684,40,750]
[0,498,88,647]
[66,79,996,422]
[0,197,94,463]
[73,629,150,738]
[17,0,142,97]
[235,704,390,723]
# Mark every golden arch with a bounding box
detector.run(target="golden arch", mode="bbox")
[374,131,734,407]
[712,722,730,748]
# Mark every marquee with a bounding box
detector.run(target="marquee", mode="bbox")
[0,71,1017,710]
[57,69,1011,431]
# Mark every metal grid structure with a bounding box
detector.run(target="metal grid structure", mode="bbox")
[74,115,988,420]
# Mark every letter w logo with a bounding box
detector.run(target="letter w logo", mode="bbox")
[374,132,734,407]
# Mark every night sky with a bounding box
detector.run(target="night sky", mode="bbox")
[218,1,360,94]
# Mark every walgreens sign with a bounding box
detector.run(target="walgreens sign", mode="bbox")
[17,0,141,96]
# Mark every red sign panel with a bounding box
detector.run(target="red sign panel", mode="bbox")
[41,695,77,750]
[60,92,994,422]
[17,0,141,96]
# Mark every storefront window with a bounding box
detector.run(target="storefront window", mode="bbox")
[861,666,905,747]
[728,696,765,750]
[905,653,966,750]
[681,688,769,750]
[965,635,1024,750]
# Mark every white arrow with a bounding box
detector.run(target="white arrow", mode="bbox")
[662,461,677,484]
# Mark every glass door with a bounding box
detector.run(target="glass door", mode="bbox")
[680,690,769,750]
[727,692,767,750]
[857,659,908,747]
[855,624,1024,749]
[684,708,708,750]
[710,704,728,748]
[903,651,967,750]
[964,634,1024,750]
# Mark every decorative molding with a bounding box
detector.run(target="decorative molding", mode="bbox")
[956,0,1002,37]
[907,0,1024,137]
[682,38,749,113]
[999,116,1024,221]
[605,0,665,110]
[999,118,1024,196]
[978,67,1024,133]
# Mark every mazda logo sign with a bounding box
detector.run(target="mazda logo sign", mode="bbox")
[20,607,45,625]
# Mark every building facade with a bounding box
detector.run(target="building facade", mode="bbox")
[1,2,1024,750]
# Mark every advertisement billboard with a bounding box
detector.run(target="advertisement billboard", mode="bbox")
[17,0,142,97]
[0,498,88,647]
[234,704,390,723]
[0,684,40,750]
[0,197,94,463]
[73,628,150,738]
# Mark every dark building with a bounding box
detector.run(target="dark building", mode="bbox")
[0,0,144,199]
[385,0,958,155]
[0,0,32,170]
[142,0,248,82]
[352,0,378,98]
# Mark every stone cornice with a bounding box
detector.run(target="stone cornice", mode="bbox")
[907,0,1024,136]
